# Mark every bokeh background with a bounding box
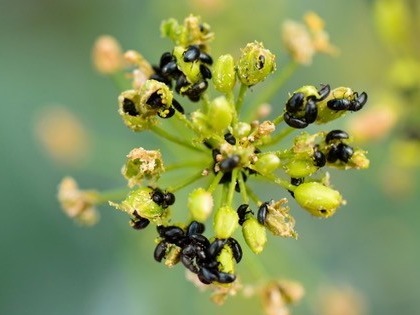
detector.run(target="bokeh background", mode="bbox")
[1,0,420,314]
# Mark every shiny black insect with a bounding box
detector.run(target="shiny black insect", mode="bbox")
[187,221,205,236]
[175,74,189,94]
[257,202,269,225]
[183,80,208,102]
[257,55,265,70]
[159,52,173,68]
[348,92,368,112]
[200,64,212,79]
[327,98,351,111]
[130,211,150,230]
[336,142,354,162]
[146,91,164,109]
[227,238,242,263]
[158,225,185,244]
[224,132,236,145]
[284,112,309,129]
[219,154,240,172]
[313,149,326,167]
[208,238,226,258]
[327,143,354,163]
[291,177,304,186]
[317,84,331,101]
[151,188,175,208]
[183,45,201,62]
[325,129,349,144]
[199,52,213,65]
[122,98,138,116]
[153,241,167,262]
[171,99,184,114]
[285,92,305,113]
[304,98,318,123]
[237,204,252,225]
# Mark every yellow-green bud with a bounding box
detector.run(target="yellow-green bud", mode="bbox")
[316,87,353,124]
[188,188,214,222]
[217,245,235,275]
[206,96,233,133]
[295,85,322,99]
[283,158,318,178]
[233,122,251,139]
[294,182,343,218]
[212,54,236,93]
[214,206,239,239]
[242,216,267,254]
[252,153,281,175]
[173,46,202,84]
[237,41,276,86]
[109,187,167,223]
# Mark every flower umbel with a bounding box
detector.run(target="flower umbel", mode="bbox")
[61,14,370,306]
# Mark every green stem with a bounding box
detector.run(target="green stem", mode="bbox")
[94,188,130,204]
[168,171,204,192]
[174,111,200,136]
[235,83,248,113]
[250,60,298,108]
[165,160,208,171]
[261,173,296,191]
[151,126,205,153]
[243,248,270,281]
[237,172,249,204]
[208,171,224,193]
[272,114,284,126]
[225,168,238,206]
[246,185,261,205]
[262,126,295,147]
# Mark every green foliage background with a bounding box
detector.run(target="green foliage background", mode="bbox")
[1,0,419,314]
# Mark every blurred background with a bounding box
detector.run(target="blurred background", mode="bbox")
[1,0,420,314]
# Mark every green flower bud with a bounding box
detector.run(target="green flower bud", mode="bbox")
[242,216,267,254]
[121,147,165,187]
[293,182,343,218]
[295,85,322,99]
[237,41,276,86]
[316,87,353,124]
[109,187,168,224]
[188,188,214,222]
[217,245,235,275]
[161,15,214,48]
[206,96,233,133]
[283,157,318,178]
[252,153,281,175]
[212,54,236,93]
[233,122,252,139]
[214,206,239,239]
[173,45,202,84]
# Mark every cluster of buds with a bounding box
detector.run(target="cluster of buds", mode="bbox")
[61,14,370,302]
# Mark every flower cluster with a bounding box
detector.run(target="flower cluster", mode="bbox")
[59,14,370,303]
